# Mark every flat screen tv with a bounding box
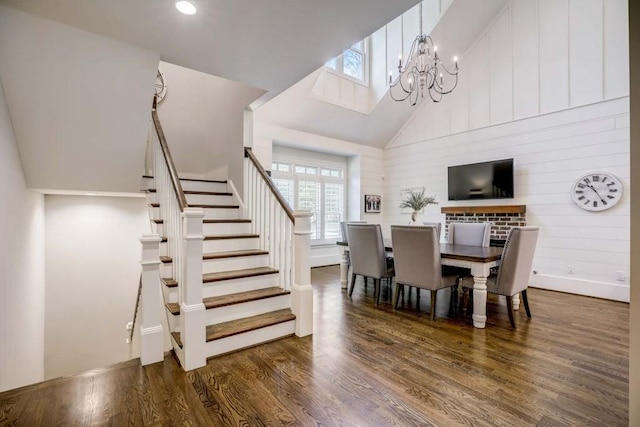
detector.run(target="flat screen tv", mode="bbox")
[448,159,514,201]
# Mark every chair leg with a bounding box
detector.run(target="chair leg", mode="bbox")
[506,296,516,328]
[393,283,403,309]
[374,279,381,305]
[430,291,437,321]
[522,289,532,318]
[349,273,357,296]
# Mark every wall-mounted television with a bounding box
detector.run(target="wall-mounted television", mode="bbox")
[448,158,514,201]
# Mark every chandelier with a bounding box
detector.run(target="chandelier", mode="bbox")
[389,3,459,105]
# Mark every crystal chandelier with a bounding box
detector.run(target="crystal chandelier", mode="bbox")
[389,3,459,106]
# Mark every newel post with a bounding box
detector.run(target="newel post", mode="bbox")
[140,233,163,366]
[291,211,313,336]
[181,207,206,370]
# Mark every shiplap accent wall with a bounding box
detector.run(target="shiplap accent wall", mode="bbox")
[384,0,629,301]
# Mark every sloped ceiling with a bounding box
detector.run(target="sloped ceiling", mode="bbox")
[254,0,509,148]
[0,0,422,104]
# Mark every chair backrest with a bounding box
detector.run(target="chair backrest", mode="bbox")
[447,222,491,247]
[391,225,447,291]
[340,221,367,243]
[494,226,540,296]
[347,224,386,279]
[422,222,442,241]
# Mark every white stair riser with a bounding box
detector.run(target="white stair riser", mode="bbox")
[203,274,278,298]
[166,311,181,333]
[203,222,251,235]
[152,223,163,236]
[160,263,172,278]
[203,237,259,252]
[186,194,234,205]
[159,242,167,257]
[203,207,240,220]
[172,342,185,366]
[162,284,178,303]
[180,180,228,193]
[203,254,270,273]
[204,320,295,358]
[149,206,159,219]
[206,294,290,325]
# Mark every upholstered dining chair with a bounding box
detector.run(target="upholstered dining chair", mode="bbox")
[347,224,394,305]
[421,222,442,241]
[461,226,539,328]
[390,225,458,320]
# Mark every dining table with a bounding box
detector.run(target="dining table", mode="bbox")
[337,239,504,329]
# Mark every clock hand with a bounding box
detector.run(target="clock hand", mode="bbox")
[586,184,606,203]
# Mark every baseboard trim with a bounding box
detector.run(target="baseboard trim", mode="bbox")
[530,273,629,302]
[311,254,341,268]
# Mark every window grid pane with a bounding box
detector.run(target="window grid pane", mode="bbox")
[272,178,294,208]
[343,49,363,80]
[298,181,322,239]
[324,183,344,239]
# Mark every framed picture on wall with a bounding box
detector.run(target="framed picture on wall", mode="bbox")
[364,194,381,213]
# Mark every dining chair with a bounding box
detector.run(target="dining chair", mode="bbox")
[390,225,458,320]
[347,224,394,305]
[422,222,442,241]
[461,226,539,328]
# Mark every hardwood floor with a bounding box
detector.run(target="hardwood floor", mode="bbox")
[0,265,629,426]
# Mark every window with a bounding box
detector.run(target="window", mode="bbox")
[325,39,368,84]
[271,160,346,244]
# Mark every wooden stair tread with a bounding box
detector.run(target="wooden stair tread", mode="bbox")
[189,204,239,209]
[162,278,177,288]
[152,219,163,224]
[150,203,159,207]
[170,309,294,348]
[146,189,232,196]
[203,267,278,283]
[204,219,251,223]
[165,302,180,315]
[204,234,258,240]
[204,287,290,310]
[143,176,227,184]
[206,309,295,342]
[203,249,268,260]
[160,256,172,264]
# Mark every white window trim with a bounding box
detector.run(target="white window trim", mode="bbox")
[271,158,347,246]
[324,37,370,87]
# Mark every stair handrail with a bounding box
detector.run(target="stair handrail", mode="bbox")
[129,274,142,343]
[244,147,295,223]
[151,97,188,211]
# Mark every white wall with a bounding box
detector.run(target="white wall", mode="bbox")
[157,62,265,189]
[44,195,150,379]
[0,80,45,392]
[0,5,159,193]
[385,0,630,302]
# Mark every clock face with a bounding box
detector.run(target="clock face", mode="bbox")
[155,70,167,103]
[571,171,623,212]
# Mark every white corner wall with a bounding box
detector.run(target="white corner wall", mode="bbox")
[44,195,150,379]
[156,62,265,189]
[0,79,45,392]
[385,0,630,301]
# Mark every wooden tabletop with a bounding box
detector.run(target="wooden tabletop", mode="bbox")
[337,240,503,263]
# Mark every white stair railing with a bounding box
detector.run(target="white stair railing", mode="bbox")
[244,147,313,336]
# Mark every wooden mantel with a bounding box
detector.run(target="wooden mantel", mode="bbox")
[441,205,526,215]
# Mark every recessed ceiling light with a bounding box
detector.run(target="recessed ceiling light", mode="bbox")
[176,1,197,15]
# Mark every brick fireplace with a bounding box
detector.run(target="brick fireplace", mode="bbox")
[441,205,526,246]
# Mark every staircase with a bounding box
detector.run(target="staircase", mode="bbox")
[145,177,297,359]
[137,99,313,370]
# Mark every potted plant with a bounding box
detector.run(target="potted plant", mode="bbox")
[399,187,438,223]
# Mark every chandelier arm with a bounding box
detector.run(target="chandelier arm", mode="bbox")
[389,85,412,102]
[398,37,420,75]
[438,62,459,76]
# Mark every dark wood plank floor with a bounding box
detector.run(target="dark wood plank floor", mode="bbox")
[0,265,629,426]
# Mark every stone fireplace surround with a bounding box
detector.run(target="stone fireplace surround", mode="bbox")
[441,205,526,247]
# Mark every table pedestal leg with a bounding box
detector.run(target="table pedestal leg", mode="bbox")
[472,276,488,328]
[339,248,348,290]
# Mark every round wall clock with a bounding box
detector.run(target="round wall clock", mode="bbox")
[155,70,167,103]
[571,171,623,212]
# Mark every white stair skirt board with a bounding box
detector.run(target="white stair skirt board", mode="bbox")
[202,222,252,235]
[202,274,279,298]
[163,285,178,304]
[203,254,270,274]
[185,194,234,205]
[206,294,291,325]
[203,237,259,253]
[179,180,228,193]
[202,208,240,220]
[204,320,296,358]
